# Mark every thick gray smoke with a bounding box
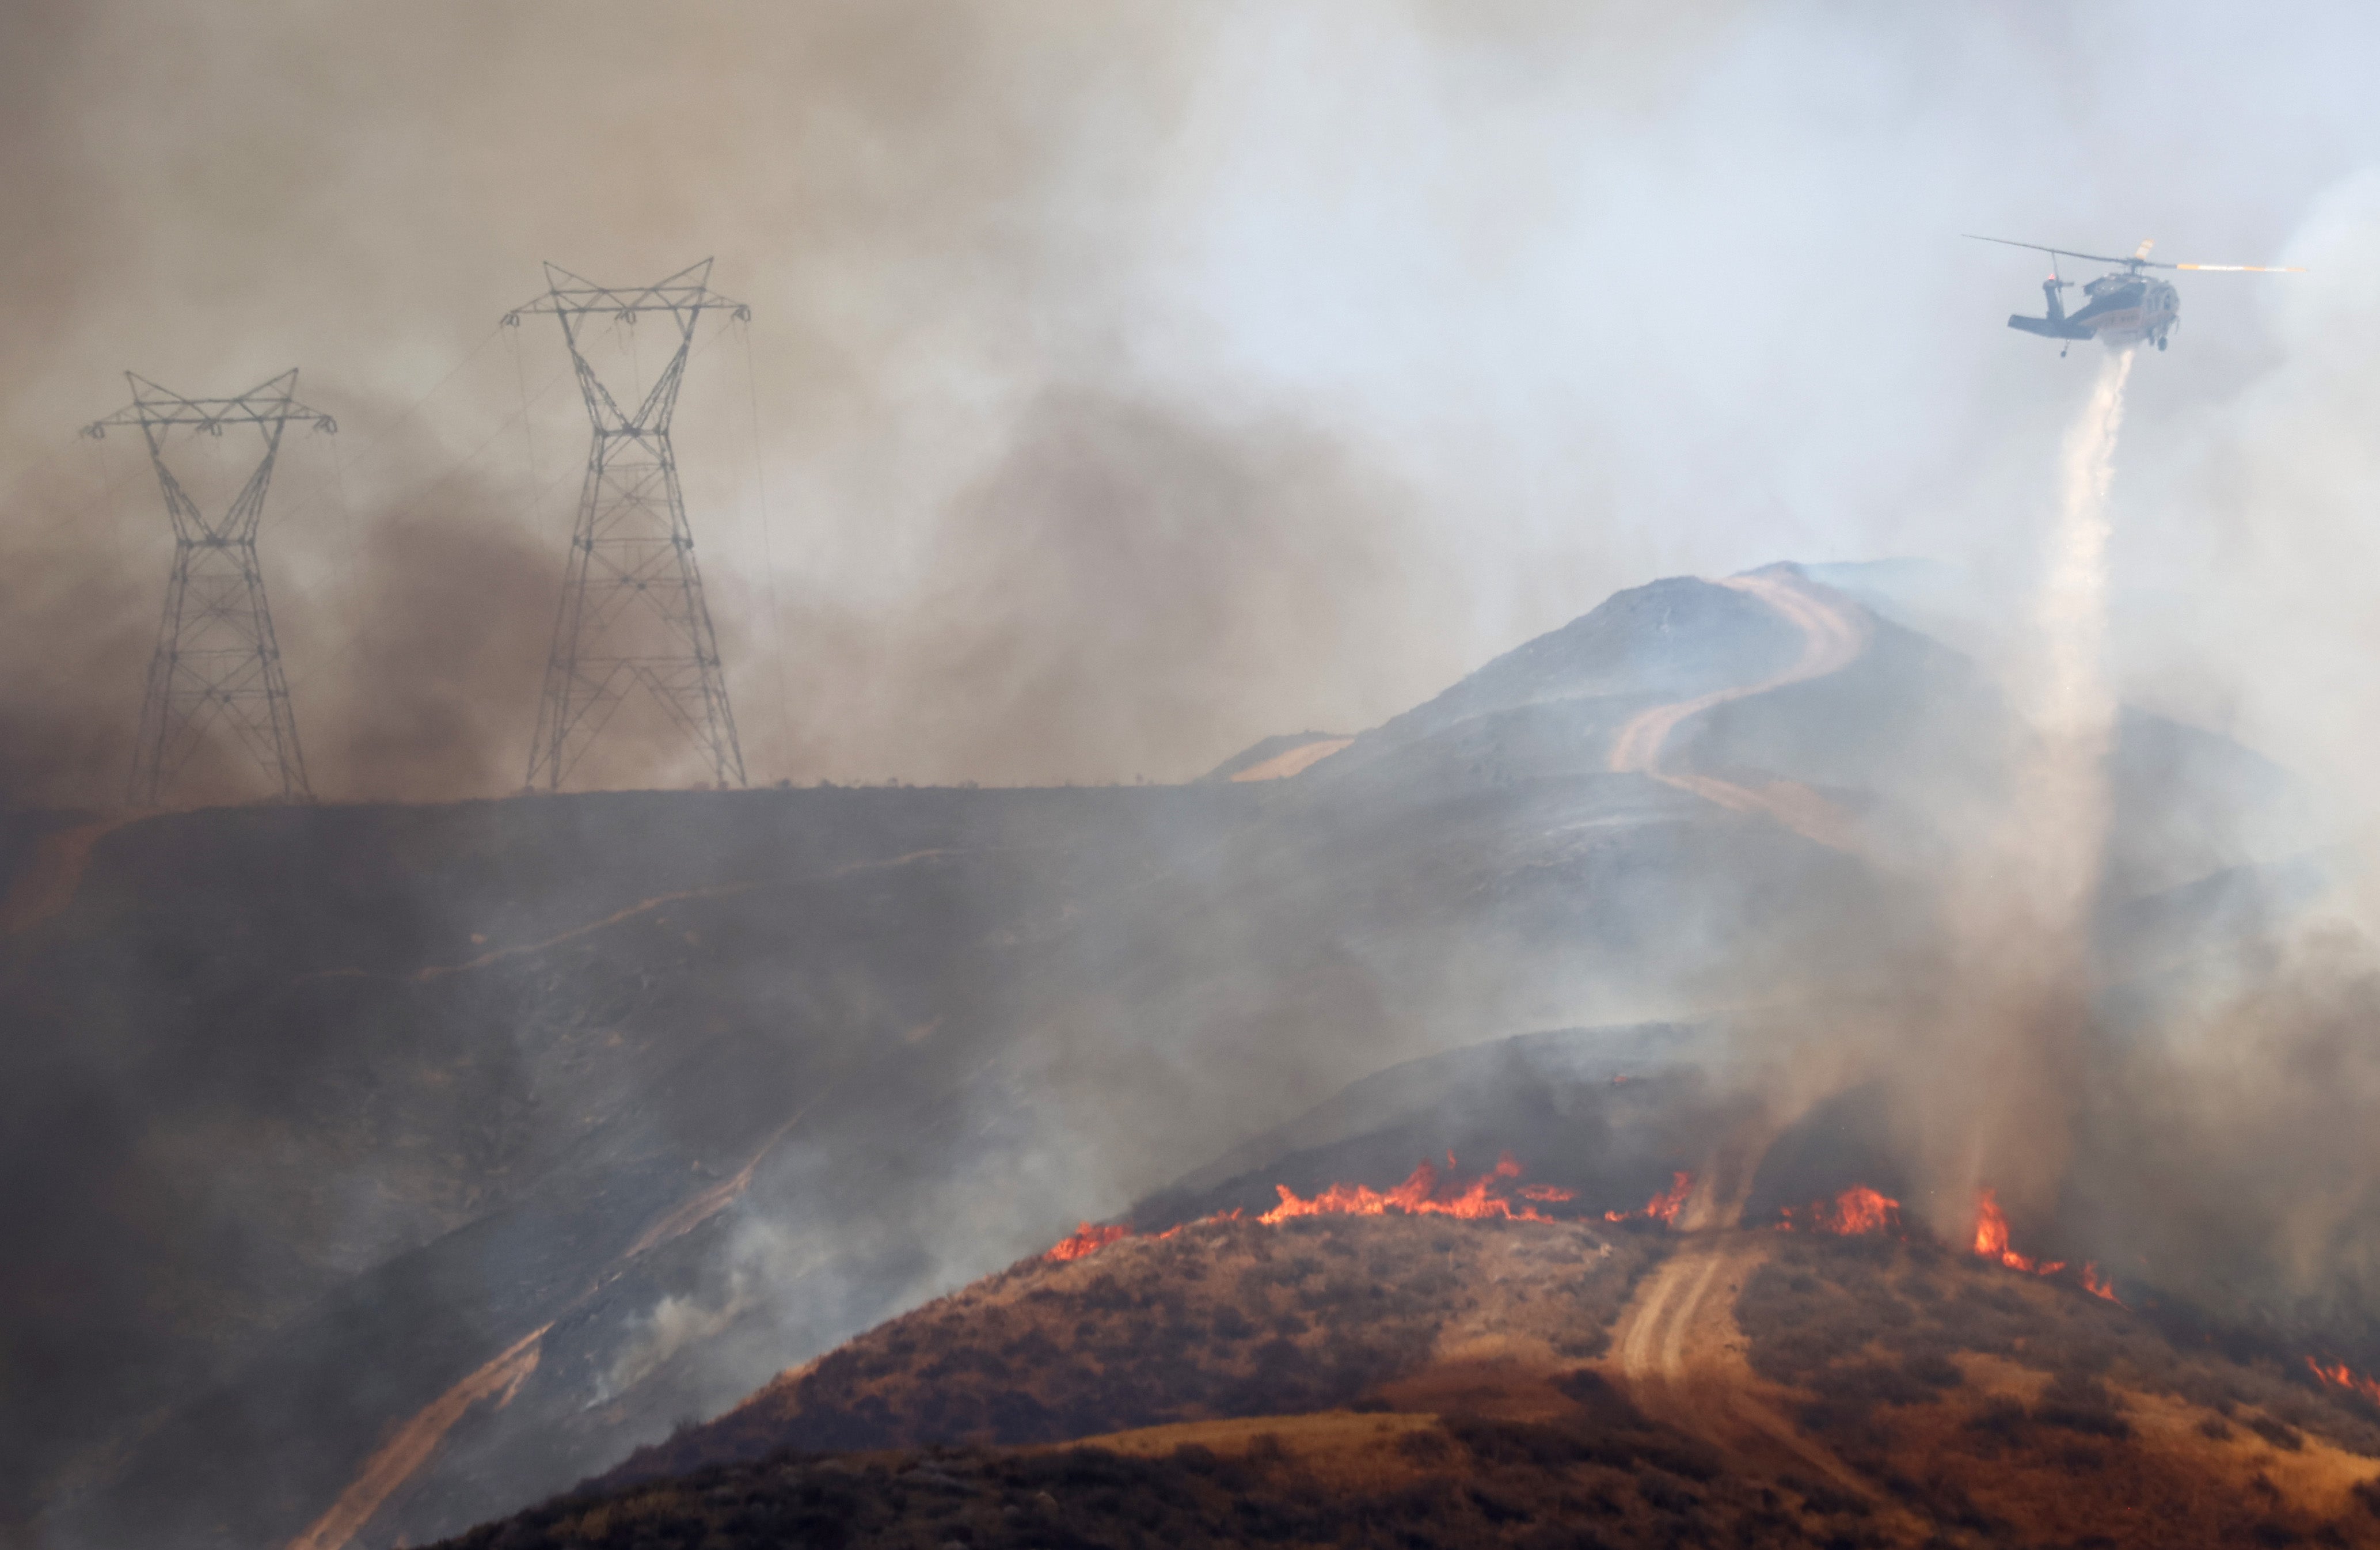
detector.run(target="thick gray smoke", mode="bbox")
[6,4,2380,807]
[17,8,2380,1547]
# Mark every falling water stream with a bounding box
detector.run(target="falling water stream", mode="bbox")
[2027,344,2139,928]
[1917,344,2139,1230]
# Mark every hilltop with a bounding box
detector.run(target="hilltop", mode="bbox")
[439,1214,2380,1549]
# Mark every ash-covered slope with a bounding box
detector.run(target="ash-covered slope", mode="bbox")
[0,565,2318,1550]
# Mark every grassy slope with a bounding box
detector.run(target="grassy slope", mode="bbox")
[438,1220,2380,1550]
[1736,1232,2380,1548]
[602,1214,1660,1486]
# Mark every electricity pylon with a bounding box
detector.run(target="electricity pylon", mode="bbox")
[85,370,334,807]
[506,259,748,791]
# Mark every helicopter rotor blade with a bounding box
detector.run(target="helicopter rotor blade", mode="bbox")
[1963,234,2135,266]
[2170,262,2309,273]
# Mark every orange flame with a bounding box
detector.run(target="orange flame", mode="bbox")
[1153,1209,1237,1241]
[1971,1187,2015,1262]
[1605,1171,1694,1225]
[1830,1185,1900,1234]
[2081,1262,2123,1305]
[1045,1222,1131,1263]
[1260,1151,1565,1225]
[1781,1184,1902,1236]
[2309,1358,2380,1405]
[1972,1188,2064,1277]
[1042,1154,1580,1260]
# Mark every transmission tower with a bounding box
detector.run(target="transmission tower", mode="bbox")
[85,370,334,807]
[506,259,749,791]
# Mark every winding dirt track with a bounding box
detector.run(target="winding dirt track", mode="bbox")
[1606,1139,1898,1511]
[1600,572,1905,1514]
[286,1325,550,1550]
[1607,568,1870,853]
[1609,1235,1884,1500]
[282,1108,818,1550]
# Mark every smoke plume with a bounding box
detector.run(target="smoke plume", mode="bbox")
[1900,347,2139,1234]
[16,7,2380,1544]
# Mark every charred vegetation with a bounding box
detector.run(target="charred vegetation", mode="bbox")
[603,1214,1657,1488]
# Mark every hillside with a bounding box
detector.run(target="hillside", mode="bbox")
[0,564,2329,1549]
[604,1213,1657,1484]
[439,1215,2380,1550]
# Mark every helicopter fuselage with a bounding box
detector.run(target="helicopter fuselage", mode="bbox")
[2008,270,2179,349]
[1972,233,2299,355]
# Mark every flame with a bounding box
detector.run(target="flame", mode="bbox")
[1830,1185,1900,1234]
[1154,1209,1237,1240]
[2081,1262,2123,1305]
[1046,1222,1131,1263]
[1260,1151,1565,1225]
[1605,1171,1694,1225]
[1040,1153,1578,1260]
[2309,1358,2380,1405]
[1972,1187,2041,1271]
[1781,1184,1902,1236]
[1971,1187,2014,1261]
[1971,1188,2065,1277]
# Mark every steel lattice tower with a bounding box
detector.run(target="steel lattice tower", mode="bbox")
[85,370,334,807]
[507,259,749,791]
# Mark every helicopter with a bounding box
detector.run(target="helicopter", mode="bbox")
[1965,235,2304,356]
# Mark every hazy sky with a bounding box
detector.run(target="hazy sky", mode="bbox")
[6,1,2380,801]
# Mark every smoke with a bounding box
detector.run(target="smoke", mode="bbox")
[1884,349,2139,1234]
[774,389,1442,788]
[2080,915,2380,1313]
[17,5,2380,1543]
[0,436,244,810]
[0,3,2375,815]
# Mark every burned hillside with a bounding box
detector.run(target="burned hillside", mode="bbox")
[0,568,2335,1548]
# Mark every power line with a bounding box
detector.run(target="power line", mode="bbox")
[85,370,336,806]
[506,259,750,793]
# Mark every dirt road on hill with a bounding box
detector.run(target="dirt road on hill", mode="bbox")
[286,1324,550,1550]
[1609,1232,1895,1515]
[1608,568,1869,852]
[1606,1125,1902,1514]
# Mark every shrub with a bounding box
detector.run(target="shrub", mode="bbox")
[2247,1415,2306,1452]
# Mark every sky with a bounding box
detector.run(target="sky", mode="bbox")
[6,1,2380,803]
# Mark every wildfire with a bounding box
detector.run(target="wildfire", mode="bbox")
[1045,1222,1131,1263]
[1040,1153,1580,1260]
[1781,1184,1902,1236]
[1960,1189,2136,1306]
[1260,1152,1575,1225]
[1606,1171,1694,1225]
[2309,1358,2380,1405]
[1971,1188,2066,1275]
